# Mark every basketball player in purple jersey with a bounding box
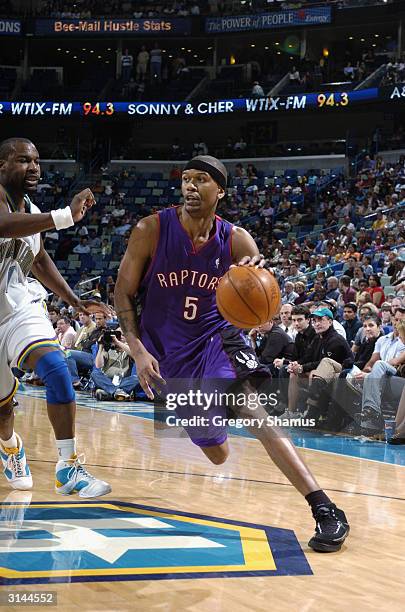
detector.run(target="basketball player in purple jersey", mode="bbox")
[115,155,349,552]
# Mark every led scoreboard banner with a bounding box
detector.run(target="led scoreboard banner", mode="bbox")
[0,85,404,118]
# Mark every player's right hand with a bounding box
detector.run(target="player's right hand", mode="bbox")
[133,348,166,400]
[70,188,96,223]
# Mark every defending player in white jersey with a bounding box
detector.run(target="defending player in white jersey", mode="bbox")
[0,137,111,497]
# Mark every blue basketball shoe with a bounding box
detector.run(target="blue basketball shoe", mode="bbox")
[0,434,33,491]
[55,453,111,498]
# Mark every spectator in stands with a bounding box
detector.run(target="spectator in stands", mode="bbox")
[380,302,393,334]
[294,281,308,305]
[343,256,357,278]
[93,330,140,401]
[355,307,405,433]
[366,274,385,307]
[47,306,60,329]
[74,272,92,296]
[73,312,96,352]
[57,317,76,349]
[342,303,362,345]
[169,165,182,180]
[286,307,352,417]
[326,276,340,301]
[343,62,355,80]
[234,162,246,177]
[278,305,316,414]
[193,139,208,156]
[150,42,162,82]
[326,316,384,432]
[301,307,353,423]
[66,312,107,386]
[289,66,300,84]
[372,211,387,232]
[251,81,265,97]
[390,251,405,287]
[250,320,295,375]
[121,49,133,83]
[101,239,112,258]
[339,275,357,305]
[136,45,149,81]
[73,237,91,254]
[234,137,247,153]
[282,281,298,305]
[247,164,258,179]
[288,208,302,226]
[278,303,296,340]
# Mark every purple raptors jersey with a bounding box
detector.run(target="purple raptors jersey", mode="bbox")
[139,206,233,377]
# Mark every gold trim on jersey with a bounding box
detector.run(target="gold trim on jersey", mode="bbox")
[0,377,19,408]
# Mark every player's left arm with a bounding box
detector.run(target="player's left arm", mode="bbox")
[31,238,110,316]
[231,226,266,267]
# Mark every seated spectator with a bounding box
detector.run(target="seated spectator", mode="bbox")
[366,274,385,307]
[66,312,107,386]
[326,316,384,432]
[288,208,302,226]
[73,312,96,351]
[92,330,141,401]
[57,317,76,349]
[314,300,347,339]
[74,272,93,297]
[286,307,352,418]
[289,66,300,83]
[250,320,295,375]
[352,303,380,353]
[282,281,298,305]
[355,308,405,433]
[234,162,246,177]
[339,275,357,305]
[47,306,60,329]
[278,303,296,340]
[73,237,91,254]
[193,139,208,156]
[357,290,374,308]
[372,211,387,231]
[325,276,340,301]
[294,281,308,305]
[251,81,265,97]
[234,137,247,152]
[342,303,362,345]
[380,302,393,334]
[277,306,316,414]
[169,165,182,180]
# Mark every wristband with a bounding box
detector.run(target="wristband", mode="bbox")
[50,206,74,230]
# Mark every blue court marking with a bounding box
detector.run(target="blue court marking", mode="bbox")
[0,501,312,584]
[17,387,405,467]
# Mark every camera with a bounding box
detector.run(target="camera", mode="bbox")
[99,329,122,350]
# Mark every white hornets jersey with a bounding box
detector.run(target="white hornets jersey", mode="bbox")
[0,194,44,325]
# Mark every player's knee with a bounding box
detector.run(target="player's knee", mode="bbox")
[35,351,75,405]
[204,446,229,465]
[0,400,15,420]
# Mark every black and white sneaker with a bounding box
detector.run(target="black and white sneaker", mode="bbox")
[354,406,384,436]
[308,504,350,552]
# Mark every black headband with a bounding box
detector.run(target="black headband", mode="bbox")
[183,159,227,191]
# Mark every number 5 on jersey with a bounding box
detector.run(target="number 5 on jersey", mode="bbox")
[184,296,199,320]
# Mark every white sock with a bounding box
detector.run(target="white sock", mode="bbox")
[0,431,18,449]
[56,438,76,462]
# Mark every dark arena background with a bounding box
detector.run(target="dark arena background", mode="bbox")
[0,1,405,610]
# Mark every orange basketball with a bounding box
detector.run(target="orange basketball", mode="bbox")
[216,266,281,329]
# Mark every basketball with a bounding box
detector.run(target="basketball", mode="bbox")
[216,266,281,329]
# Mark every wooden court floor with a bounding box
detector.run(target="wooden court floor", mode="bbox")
[0,394,404,612]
